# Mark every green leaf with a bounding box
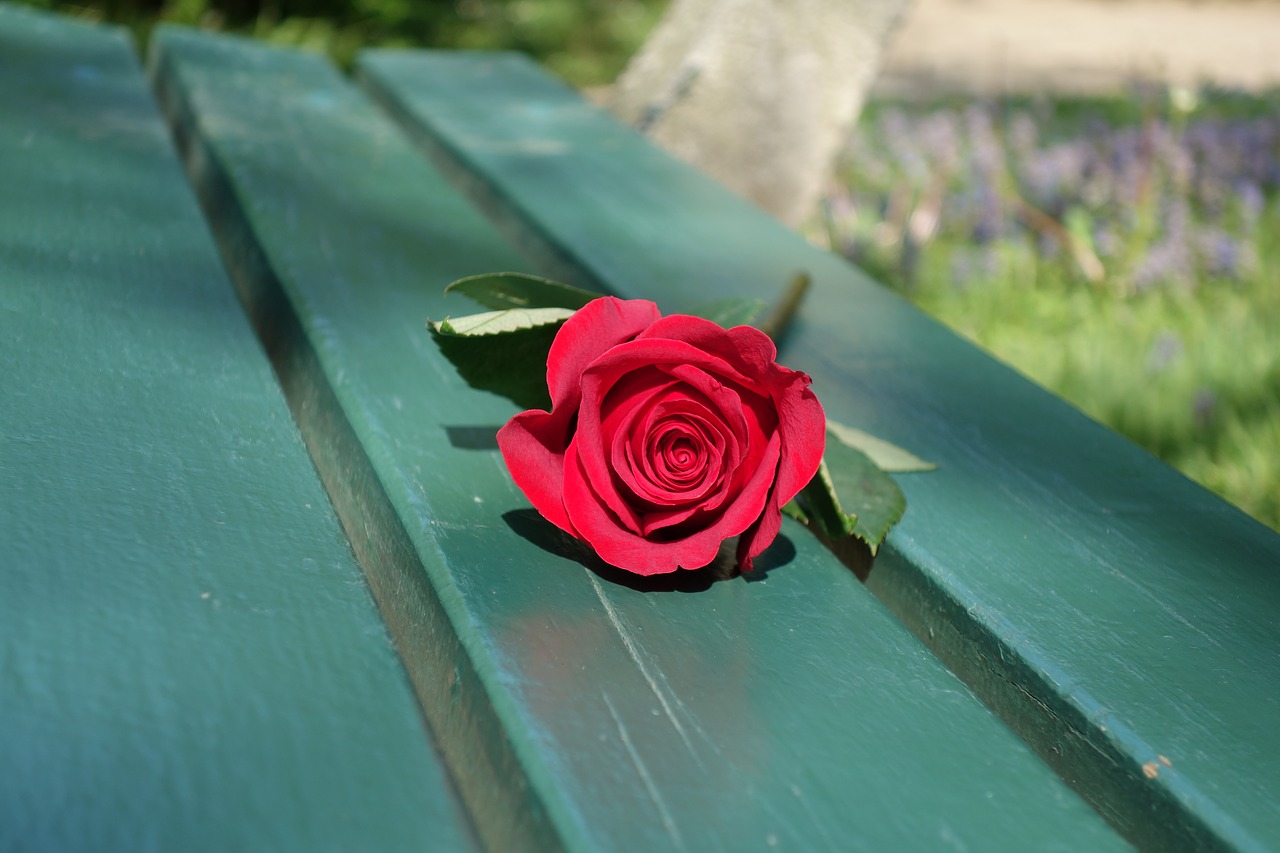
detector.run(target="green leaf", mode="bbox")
[822,439,907,555]
[445,272,600,311]
[685,296,766,328]
[798,460,858,539]
[429,308,573,411]
[826,419,936,473]
[780,498,809,525]
[435,306,575,336]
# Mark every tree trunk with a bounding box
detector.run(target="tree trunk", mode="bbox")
[609,0,914,227]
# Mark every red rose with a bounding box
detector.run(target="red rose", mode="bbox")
[497,297,825,575]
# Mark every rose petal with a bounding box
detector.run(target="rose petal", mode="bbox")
[500,298,662,539]
[769,375,825,507]
[561,442,718,573]
[640,314,825,511]
[497,408,579,537]
[644,415,718,491]
[546,297,661,413]
[591,368,684,521]
[665,362,775,473]
[582,338,759,446]
[586,348,751,521]
[736,483,784,572]
[565,428,783,575]
[564,438,643,535]
[638,314,779,382]
[628,400,730,502]
[661,362,757,454]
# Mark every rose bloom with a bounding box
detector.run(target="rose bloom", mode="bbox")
[498,297,825,575]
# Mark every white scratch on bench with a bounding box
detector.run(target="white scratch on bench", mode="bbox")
[602,691,686,851]
[783,779,839,850]
[587,571,703,764]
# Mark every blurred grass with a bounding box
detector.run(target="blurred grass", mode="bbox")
[823,90,1280,531]
[904,228,1280,531]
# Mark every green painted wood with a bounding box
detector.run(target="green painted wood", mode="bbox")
[0,7,477,851]
[150,27,1131,852]
[357,49,1280,851]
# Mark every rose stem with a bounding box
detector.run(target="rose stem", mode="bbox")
[758,270,811,345]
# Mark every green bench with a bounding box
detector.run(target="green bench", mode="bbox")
[0,7,475,851]
[4,5,1278,850]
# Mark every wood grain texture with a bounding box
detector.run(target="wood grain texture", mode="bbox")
[151,27,1129,851]
[0,7,477,851]
[357,49,1280,851]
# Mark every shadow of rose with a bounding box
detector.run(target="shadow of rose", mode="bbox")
[502,509,798,592]
[444,424,501,450]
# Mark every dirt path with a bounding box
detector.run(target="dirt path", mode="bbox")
[875,0,1280,97]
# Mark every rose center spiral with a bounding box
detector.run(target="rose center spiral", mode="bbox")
[651,424,707,487]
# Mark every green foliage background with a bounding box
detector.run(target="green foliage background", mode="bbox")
[13,0,668,84]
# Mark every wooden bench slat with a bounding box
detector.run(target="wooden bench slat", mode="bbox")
[150,27,1130,851]
[0,8,477,851]
[356,49,1280,849]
